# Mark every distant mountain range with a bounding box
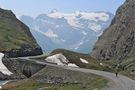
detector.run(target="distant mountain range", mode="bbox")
[20,10,114,53]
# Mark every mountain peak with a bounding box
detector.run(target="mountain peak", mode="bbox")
[75,11,80,15]
[75,11,83,18]
[50,9,58,13]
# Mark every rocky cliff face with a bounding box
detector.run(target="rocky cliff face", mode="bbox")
[0,8,43,57]
[91,0,135,60]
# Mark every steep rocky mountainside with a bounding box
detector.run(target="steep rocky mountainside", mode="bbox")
[20,11,113,53]
[91,0,135,61]
[0,8,42,57]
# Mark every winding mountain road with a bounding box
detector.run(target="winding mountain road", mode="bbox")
[71,68,135,90]
[18,56,135,90]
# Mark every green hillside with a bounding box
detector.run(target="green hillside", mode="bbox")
[0,8,42,57]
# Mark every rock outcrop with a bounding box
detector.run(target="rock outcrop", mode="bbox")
[0,8,43,57]
[3,46,42,57]
[1,58,45,80]
[31,65,96,84]
[91,0,135,61]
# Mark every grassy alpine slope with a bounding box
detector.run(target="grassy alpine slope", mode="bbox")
[3,74,108,90]
[0,8,38,51]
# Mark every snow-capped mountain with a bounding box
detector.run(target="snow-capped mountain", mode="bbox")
[20,10,114,53]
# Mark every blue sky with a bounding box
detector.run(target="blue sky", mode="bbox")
[0,0,125,17]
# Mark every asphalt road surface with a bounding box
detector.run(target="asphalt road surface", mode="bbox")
[18,56,135,90]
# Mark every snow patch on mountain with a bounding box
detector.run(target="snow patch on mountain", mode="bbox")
[66,17,83,28]
[55,25,63,28]
[82,31,87,35]
[68,63,79,67]
[48,11,110,29]
[74,37,85,50]
[74,41,84,50]
[34,26,58,39]
[0,53,13,75]
[45,53,68,65]
[80,12,109,21]
[97,32,103,37]
[45,53,78,67]
[44,29,58,38]
[80,58,89,64]
[88,23,102,32]
[48,11,109,22]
